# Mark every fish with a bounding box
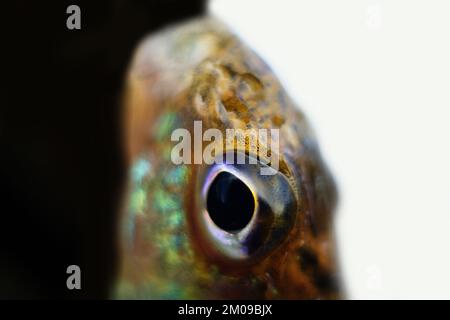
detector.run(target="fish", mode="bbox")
[115,16,341,299]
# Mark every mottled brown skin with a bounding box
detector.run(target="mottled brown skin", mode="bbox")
[120,16,341,299]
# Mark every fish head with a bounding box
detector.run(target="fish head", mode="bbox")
[118,17,341,299]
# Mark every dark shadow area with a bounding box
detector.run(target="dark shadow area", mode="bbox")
[1,0,206,299]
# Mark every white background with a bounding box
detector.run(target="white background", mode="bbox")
[211,0,450,299]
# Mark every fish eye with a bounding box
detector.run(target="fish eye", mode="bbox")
[194,151,298,263]
[206,171,255,232]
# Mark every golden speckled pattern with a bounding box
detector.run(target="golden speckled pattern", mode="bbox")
[117,16,341,299]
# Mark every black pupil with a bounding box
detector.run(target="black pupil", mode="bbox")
[206,172,255,232]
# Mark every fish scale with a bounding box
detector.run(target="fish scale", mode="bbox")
[116,16,341,299]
